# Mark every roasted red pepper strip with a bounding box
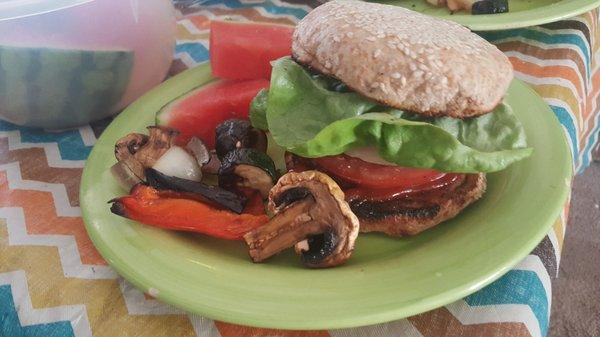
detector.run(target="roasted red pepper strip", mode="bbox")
[238,187,267,216]
[110,185,268,240]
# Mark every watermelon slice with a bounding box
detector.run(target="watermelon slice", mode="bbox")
[210,20,294,80]
[157,78,269,148]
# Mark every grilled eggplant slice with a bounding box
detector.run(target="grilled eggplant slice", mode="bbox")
[145,168,247,214]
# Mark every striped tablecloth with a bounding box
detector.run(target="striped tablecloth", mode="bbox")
[1,2,599,337]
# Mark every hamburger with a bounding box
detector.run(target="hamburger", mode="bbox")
[249,0,532,237]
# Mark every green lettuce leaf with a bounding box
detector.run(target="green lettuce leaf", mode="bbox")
[256,57,532,173]
[419,104,528,152]
[292,113,533,173]
[249,89,269,130]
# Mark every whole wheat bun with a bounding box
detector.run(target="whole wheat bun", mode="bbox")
[292,0,513,118]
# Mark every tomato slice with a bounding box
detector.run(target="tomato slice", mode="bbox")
[344,174,464,201]
[313,154,448,189]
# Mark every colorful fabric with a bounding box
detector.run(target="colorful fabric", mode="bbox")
[0,2,598,337]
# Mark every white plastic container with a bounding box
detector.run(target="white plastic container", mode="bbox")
[0,0,177,129]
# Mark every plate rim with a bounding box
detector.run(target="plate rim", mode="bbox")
[377,0,600,31]
[81,62,573,330]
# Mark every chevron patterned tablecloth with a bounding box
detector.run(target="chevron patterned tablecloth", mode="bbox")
[1,1,599,337]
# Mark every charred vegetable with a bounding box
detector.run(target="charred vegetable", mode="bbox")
[110,159,144,190]
[186,137,222,175]
[186,137,211,167]
[110,184,268,240]
[243,171,359,268]
[111,126,179,189]
[215,119,267,159]
[115,133,149,161]
[202,151,221,175]
[145,168,246,214]
[472,0,508,14]
[132,126,179,168]
[219,148,278,198]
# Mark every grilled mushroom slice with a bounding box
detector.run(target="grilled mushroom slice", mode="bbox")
[115,133,149,161]
[186,137,211,167]
[243,170,359,268]
[134,126,179,168]
[110,158,145,190]
[111,126,179,189]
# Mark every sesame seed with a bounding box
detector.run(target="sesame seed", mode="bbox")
[380,82,388,93]
[391,72,401,79]
[373,49,382,58]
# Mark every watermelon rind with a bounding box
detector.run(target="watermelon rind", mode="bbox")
[0,45,133,129]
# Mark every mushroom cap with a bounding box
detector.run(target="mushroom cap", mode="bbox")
[115,133,149,161]
[269,170,360,267]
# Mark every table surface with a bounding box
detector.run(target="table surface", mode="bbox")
[0,2,599,337]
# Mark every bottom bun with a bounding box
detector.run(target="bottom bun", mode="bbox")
[353,173,486,237]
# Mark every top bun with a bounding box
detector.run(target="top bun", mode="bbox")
[292,0,513,118]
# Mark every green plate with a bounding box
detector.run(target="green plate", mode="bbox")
[375,0,600,31]
[81,63,572,330]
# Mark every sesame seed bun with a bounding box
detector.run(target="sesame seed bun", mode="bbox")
[292,0,513,118]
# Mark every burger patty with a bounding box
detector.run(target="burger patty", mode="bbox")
[354,174,486,236]
[286,153,486,236]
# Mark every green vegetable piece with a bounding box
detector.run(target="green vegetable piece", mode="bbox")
[249,89,269,131]
[267,58,378,149]
[292,113,533,173]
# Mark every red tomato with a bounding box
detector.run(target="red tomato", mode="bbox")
[344,174,464,201]
[157,79,269,148]
[210,20,294,80]
[313,154,448,189]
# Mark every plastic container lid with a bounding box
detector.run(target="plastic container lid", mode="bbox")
[0,0,93,21]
